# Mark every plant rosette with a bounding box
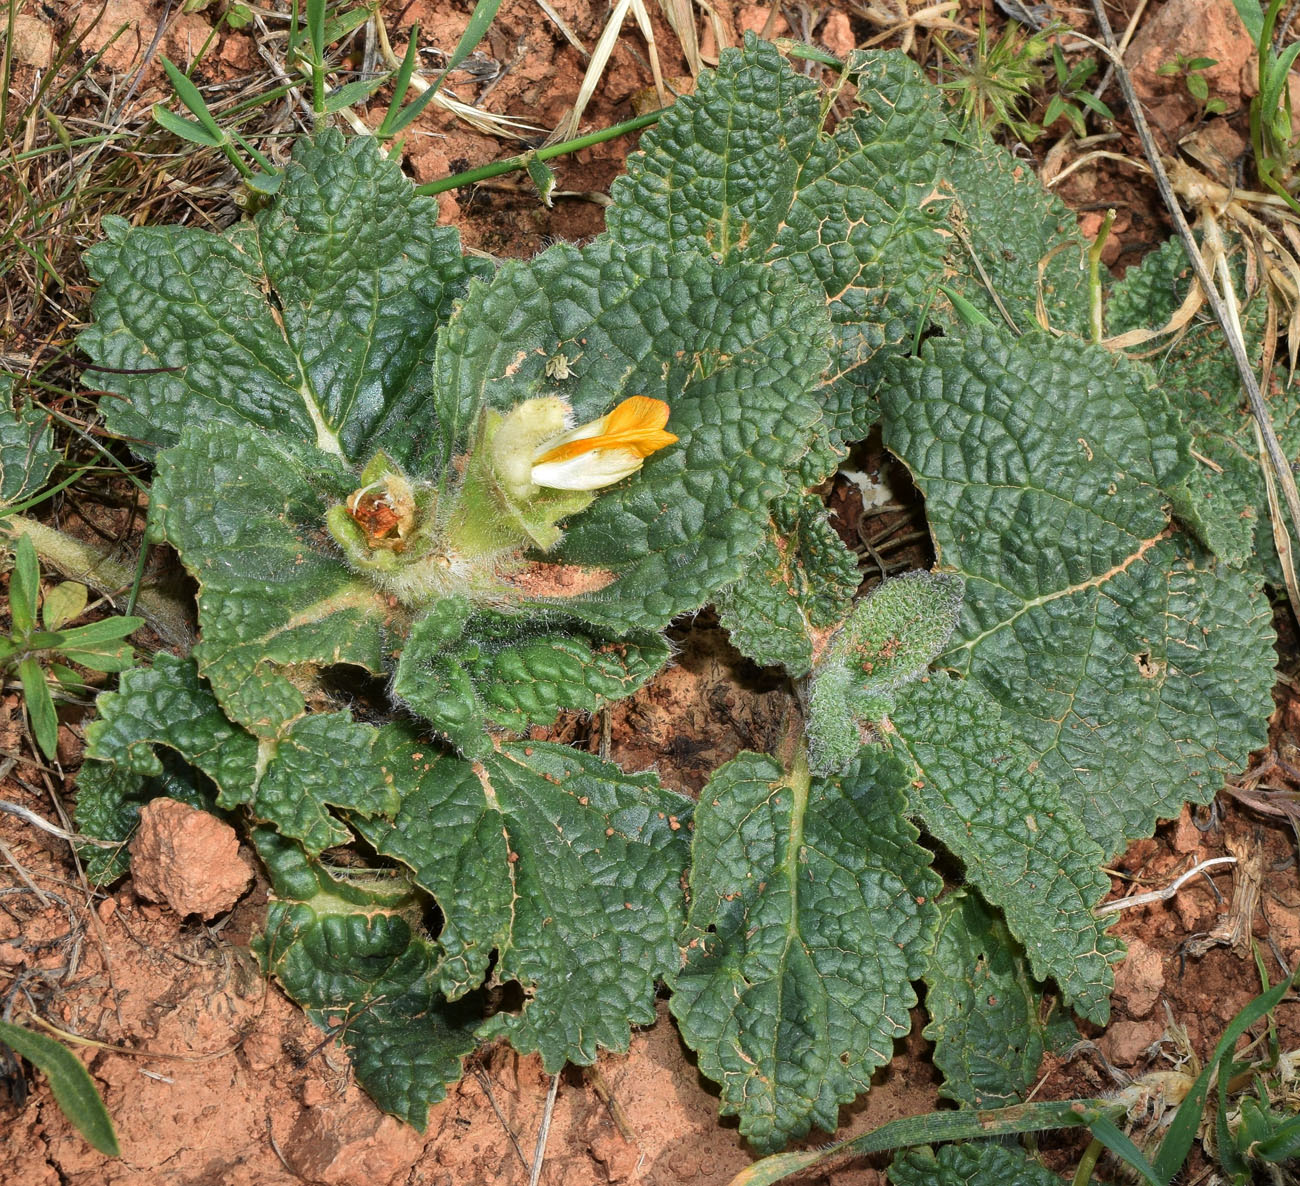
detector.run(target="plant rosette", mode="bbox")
[75,36,1276,1154]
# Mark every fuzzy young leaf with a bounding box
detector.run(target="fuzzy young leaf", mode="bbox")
[85,654,397,853]
[805,570,964,774]
[670,748,940,1151]
[714,492,860,676]
[924,891,1074,1107]
[355,733,692,1070]
[888,677,1121,1022]
[889,1142,1065,1186]
[79,130,488,464]
[253,828,479,1129]
[882,327,1273,858]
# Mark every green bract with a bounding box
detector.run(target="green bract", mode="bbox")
[75,35,1275,1157]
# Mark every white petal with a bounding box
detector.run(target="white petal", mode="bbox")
[531,410,611,460]
[531,447,642,490]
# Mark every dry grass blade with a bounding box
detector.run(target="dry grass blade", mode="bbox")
[657,0,702,75]
[551,0,637,143]
[533,0,589,58]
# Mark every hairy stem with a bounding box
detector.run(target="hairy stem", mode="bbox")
[7,516,193,648]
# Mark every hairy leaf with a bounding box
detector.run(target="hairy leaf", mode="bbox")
[882,326,1273,857]
[394,604,668,756]
[670,748,940,1151]
[889,677,1121,1023]
[924,891,1074,1107]
[1108,237,1289,574]
[80,130,487,464]
[939,130,1090,338]
[85,654,397,852]
[150,423,393,734]
[714,492,860,676]
[610,38,950,453]
[889,1142,1066,1186]
[355,733,692,1070]
[0,385,56,509]
[74,753,219,884]
[435,240,831,629]
[253,829,479,1129]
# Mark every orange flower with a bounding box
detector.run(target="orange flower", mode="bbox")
[530,396,678,490]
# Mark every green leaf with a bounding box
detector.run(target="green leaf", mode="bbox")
[0,1020,120,1156]
[805,570,964,774]
[0,389,57,509]
[889,1142,1064,1186]
[41,581,88,632]
[609,39,950,453]
[429,0,506,93]
[252,828,479,1130]
[669,747,941,1151]
[939,131,1090,337]
[18,656,59,759]
[435,240,831,629]
[322,74,391,113]
[888,677,1121,1023]
[159,54,224,139]
[10,532,40,636]
[526,156,556,207]
[923,891,1073,1107]
[85,654,398,853]
[354,733,692,1070]
[714,491,860,676]
[151,104,223,146]
[79,131,488,465]
[882,326,1274,859]
[150,424,394,733]
[1230,1,1266,47]
[394,603,668,754]
[1107,236,1284,574]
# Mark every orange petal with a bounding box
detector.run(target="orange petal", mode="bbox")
[535,396,678,464]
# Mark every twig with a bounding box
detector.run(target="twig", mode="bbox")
[471,1066,532,1176]
[1096,855,1237,915]
[1087,0,1300,577]
[586,1063,638,1143]
[0,798,119,847]
[528,1070,561,1186]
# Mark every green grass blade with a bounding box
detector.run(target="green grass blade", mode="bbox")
[1152,968,1297,1181]
[152,104,223,147]
[1231,0,1269,46]
[376,22,421,138]
[430,0,506,92]
[0,1021,119,1156]
[1087,1114,1161,1186]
